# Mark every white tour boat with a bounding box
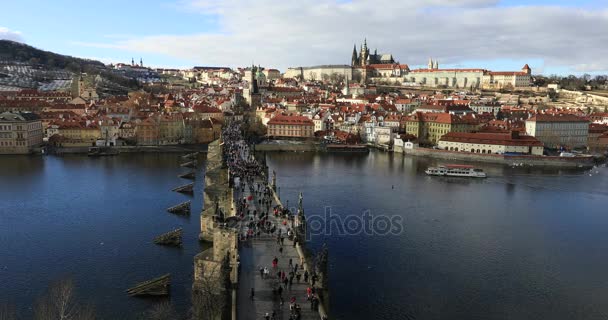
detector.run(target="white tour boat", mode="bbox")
[425,164,487,178]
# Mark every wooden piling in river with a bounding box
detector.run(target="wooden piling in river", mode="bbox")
[167,201,191,215]
[181,152,198,160]
[172,183,194,194]
[178,171,196,180]
[180,160,197,168]
[126,274,171,296]
[153,228,183,246]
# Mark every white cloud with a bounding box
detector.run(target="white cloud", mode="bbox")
[573,63,608,73]
[73,0,608,73]
[0,26,23,42]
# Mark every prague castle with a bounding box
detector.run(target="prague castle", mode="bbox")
[351,38,395,66]
[285,39,532,89]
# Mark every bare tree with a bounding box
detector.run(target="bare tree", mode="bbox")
[0,303,16,320]
[34,278,95,320]
[190,256,231,320]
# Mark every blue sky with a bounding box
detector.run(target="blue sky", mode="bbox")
[1,0,607,74]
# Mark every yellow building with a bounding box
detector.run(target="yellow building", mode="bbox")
[0,112,43,154]
[53,120,101,147]
[405,112,479,144]
[159,114,185,145]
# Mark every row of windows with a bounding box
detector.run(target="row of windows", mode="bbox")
[273,125,313,130]
[0,141,28,147]
[0,125,12,131]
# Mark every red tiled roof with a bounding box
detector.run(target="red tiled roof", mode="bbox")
[589,123,608,134]
[406,112,479,125]
[411,68,485,73]
[268,114,314,126]
[488,71,528,76]
[193,105,222,113]
[527,114,588,123]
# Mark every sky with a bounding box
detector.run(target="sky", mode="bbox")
[1,0,607,75]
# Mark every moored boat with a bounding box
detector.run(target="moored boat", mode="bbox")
[425,164,486,178]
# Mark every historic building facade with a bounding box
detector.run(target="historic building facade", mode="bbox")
[405,112,480,144]
[0,112,43,154]
[284,39,532,88]
[525,114,589,149]
[267,115,315,138]
[438,131,544,155]
[351,39,395,67]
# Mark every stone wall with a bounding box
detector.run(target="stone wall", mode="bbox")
[397,146,595,168]
[255,142,321,152]
[194,137,239,303]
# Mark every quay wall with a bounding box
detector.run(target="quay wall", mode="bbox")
[255,142,320,152]
[49,145,208,154]
[397,147,595,168]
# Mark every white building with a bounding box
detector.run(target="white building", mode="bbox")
[525,114,589,148]
[438,131,544,155]
[470,103,502,116]
[394,99,421,113]
[374,126,393,145]
[284,65,353,81]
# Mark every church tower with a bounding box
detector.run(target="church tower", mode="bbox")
[71,73,85,98]
[360,38,369,67]
[428,58,433,69]
[351,45,359,67]
[250,64,259,94]
[433,60,439,69]
[140,58,143,67]
[131,57,135,66]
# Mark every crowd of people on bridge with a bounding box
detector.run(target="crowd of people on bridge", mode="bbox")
[221,121,325,320]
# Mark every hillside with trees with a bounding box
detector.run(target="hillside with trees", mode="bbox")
[0,40,139,90]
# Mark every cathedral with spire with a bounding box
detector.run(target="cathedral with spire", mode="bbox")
[351,39,395,67]
[286,38,532,89]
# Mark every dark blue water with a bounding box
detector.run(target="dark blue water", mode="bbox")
[267,152,608,320]
[2,152,608,319]
[0,154,207,319]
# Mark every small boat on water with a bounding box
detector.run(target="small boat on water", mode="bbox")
[425,164,487,178]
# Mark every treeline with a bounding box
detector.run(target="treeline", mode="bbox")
[534,74,608,91]
[0,40,139,90]
[0,40,104,71]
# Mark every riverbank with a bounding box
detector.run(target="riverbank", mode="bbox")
[43,144,208,155]
[397,146,598,168]
[254,141,321,152]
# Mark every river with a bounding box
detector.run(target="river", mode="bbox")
[0,153,207,319]
[1,151,607,319]
[265,151,608,320]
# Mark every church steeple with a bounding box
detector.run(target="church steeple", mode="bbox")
[433,60,439,69]
[131,57,135,66]
[351,44,358,66]
[428,58,433,69]
[140,57,143,67]
[361,38,369,66]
